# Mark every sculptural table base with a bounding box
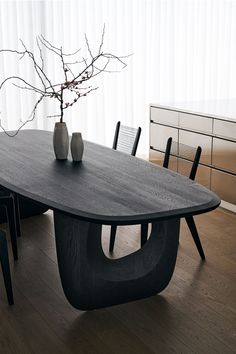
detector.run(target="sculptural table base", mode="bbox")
[54,211,180,310]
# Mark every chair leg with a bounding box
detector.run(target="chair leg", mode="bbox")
[13,194,21,238]
[5,200,18,261]
[185,216,205,260]
[109,225,117,253]
[0,231,14,305]
[141,223,148,247]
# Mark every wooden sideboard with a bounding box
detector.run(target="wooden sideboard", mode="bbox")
[149,101,236,206]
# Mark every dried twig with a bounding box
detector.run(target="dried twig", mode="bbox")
[0,95,44,137]
[0,27,128,135]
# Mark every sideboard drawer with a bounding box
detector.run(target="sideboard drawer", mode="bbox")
[149,149,163,166]
[179,130,212,165]
[213,119,236,141]
[150,107,179,126]
[178,159,211,188]
[211,169,236,204]
[179,113,212,134]
[149,149,178,172]
[212,138,236,174]
[150,123,178,151]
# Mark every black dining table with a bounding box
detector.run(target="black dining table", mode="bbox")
[0,130,220,310]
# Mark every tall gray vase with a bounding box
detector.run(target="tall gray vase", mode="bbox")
[53,122,69,160]
[70,132,84,162]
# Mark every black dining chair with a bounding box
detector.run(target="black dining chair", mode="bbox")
[109,121,142,253]
[112,121,142,156]
[0,230,14,305]
[0,189,20,261]
[141,137,205,260]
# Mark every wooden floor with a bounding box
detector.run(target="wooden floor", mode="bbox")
[0,207,235,354]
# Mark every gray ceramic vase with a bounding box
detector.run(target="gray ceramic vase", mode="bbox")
[70,132,84,162]
[53,122,69,160]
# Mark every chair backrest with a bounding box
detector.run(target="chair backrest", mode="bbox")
[112,121,141,156]
[163,137,202,181]
[163,137,173,169]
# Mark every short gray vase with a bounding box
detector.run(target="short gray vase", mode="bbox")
[71,132,84,162]
[53,122,69,160]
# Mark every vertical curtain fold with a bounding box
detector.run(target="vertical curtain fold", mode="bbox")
[0,0,235,156]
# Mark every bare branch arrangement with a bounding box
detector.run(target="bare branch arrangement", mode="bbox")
[0,26,128,137]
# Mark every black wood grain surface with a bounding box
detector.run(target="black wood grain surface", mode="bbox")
[0,130,220,224]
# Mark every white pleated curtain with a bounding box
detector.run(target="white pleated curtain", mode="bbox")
[0,0,235,156]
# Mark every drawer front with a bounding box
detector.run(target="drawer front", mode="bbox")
[179,130,212,165]
[211,169,236,204]
[177,159,211,188]
[150,107,179,126]
[149,149,178,172]
[212,138,236,174]
[150,123,178,151]
[149,149,163,166]
[213,119,236,141]
[179,113,212,134]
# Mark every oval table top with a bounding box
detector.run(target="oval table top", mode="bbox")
[0,130,220,224]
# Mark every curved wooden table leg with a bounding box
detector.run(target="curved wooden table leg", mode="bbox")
[54,211,180,310]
